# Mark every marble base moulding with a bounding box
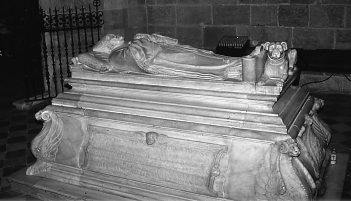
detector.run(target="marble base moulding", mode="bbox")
[10,61,332,199]
[9,151,348,201]
[10,70,331,200]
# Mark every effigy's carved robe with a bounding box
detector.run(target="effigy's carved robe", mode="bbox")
[73,33,242,80]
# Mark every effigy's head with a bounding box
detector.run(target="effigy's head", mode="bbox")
[109,35,124,49]
[93,34,125,54]
[264,42,288,60]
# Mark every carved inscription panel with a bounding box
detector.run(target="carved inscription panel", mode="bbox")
[84,126,228,196]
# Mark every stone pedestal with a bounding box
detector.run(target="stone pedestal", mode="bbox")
[9,64,331,200]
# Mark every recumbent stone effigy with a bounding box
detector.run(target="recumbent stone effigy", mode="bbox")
[12,33,331,200]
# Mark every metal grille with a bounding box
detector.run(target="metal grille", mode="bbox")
[26,0,103,102]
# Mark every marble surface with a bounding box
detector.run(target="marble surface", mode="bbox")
[1,93,351,200]
[4,64,329,200]
[7,154,348,201]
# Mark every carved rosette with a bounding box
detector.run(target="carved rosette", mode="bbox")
[26,110,64,176]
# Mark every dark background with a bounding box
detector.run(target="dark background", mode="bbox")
[0,0,42,104]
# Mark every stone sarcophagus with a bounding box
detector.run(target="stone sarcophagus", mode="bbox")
[11,34,331,201]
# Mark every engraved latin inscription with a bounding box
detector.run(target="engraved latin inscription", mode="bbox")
[84,126,227,196]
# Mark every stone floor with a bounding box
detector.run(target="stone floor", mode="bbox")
[0,93,350,200]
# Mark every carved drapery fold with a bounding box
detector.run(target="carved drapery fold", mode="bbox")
[310,98,332,146]
[296,98,331,181]
[294,97,331,197]
[26,110,64,176]
[297,115,321,180]
[254,97,331,201]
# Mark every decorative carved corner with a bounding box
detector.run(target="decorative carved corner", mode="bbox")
[310,98,324,116]
[279,138,300,157]
[254,138,311,201]
[290,102,332,196]
[26,160,53,176]
[296,102,331,180]
[26,110,64,176]
[309,98,331,145]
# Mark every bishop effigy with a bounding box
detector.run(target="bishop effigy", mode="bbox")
[72,33,242,80]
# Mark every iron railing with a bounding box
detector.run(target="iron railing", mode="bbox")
[26,0,103,102]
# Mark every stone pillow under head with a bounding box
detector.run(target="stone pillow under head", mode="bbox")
[92,33,125,54]
[72,33,124,72]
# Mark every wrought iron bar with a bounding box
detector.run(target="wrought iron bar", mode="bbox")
[62,7,71,78]
[68,8,75,77]
[40,8,51,99]
[93,0,101,40]
[88,5,95,46]
[54,8,64,93]
[37,7,45,100]
[48,8,58,97]
[75,6,82,54]
[81,6,89,52]
[26,0,103,102]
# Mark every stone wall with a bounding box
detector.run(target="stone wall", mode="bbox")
[102,0,351,51]
[301,72,351,94]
